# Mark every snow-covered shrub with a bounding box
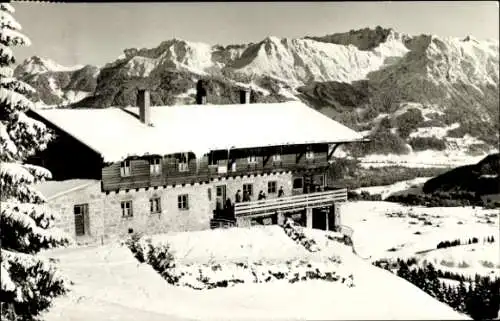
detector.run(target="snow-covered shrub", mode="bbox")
[125,232,145,262]
[156,258,352,290]
[348,190,383,201]
[282,218,320,252]
[146,241,175,271]
[127,232,354,290]
[1,4,71,320]
[325,231,353,248]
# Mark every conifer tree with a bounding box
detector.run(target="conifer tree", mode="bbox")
[1,3,70,320]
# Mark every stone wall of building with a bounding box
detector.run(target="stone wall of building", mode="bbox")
[47,181,104,245]
[47,171,295,245]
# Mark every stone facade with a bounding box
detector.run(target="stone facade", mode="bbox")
[47,171,295,244]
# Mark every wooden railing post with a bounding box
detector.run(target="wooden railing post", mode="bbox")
[234,188,347,218]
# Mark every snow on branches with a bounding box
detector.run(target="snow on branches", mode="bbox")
[0,43,15,65]
[1,4,70,319]
[0,3,15,14]
[1,77,35,94]
[0,26,31,47]
[1,250,69,314]
[1,201,70,253]
[1,112,53,161]
[0,10,22,31]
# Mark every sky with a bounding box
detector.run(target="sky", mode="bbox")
[12,1,500,67]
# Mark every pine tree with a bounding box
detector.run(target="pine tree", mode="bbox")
[396,260,410,280]
[457,280,467,312]
[1,4,71,320]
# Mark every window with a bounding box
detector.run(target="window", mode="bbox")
[120,160,131,177]
[315,174,325,187]
[121,201,133,218]
[208,152,217,166]
[150,158,162,176]
[243,183,253,196]
[293,178,303,189]
[306,151,314,160]
[272,154,281,162]
[178,194,189,210]
[150,197,161,213]
[74,204,88,236]
[268,181,277,194]
[247,156,257,164]
[207,188,212,201]
[178,153,189,172]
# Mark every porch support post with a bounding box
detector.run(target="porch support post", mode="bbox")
[334,202,342,229]
[328,143,343,161]
[306,207,313,228]
[236,217,251,228]
[296,152,304,164]
[325,208,329,231]
[277,211,285,225]
[263,155,271,167]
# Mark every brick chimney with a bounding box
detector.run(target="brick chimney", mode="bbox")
[137,89,151,125]
[239,88,251,104]
[196,80,207,105]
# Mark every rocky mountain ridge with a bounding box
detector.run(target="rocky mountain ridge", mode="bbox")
[15,26,499,157]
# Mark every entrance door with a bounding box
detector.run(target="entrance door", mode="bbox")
[215,185,227,210]
[312,208,327,230]
[74,204,88,236]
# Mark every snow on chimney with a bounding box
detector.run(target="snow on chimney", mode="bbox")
[196,80,207,105]
[240,88,251,104]
[137,89,151,125]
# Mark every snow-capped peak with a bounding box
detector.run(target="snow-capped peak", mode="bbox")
[17,56,84,75]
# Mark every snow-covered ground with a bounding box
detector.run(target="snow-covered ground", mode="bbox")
[147,225,311,264]
[359,149,496,168]
[419,243,500,278]
[353,176,431,199]
[341,201,499,277]
[40,225,467,321]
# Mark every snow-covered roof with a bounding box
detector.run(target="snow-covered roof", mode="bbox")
[34,179,100,201]
[31,101,364,163]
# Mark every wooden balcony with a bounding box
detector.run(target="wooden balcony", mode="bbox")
[234,188,347,218]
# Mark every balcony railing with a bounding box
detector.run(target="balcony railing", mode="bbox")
[234,188,347,218]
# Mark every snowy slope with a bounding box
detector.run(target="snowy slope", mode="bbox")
[15,56,84,75]
[341,201,499,267]
[229,31,409,86]
[116,39,227,77]
[14,59,98,106]
[353,176,432,199]
[40,233,467,321]
[425,36,499,86]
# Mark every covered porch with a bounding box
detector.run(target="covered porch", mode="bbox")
[228,188,347,231]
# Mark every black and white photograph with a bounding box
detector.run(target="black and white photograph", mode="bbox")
[1,1,499,320]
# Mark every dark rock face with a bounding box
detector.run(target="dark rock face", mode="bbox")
[306,26,395,51]
[423,153,500,195]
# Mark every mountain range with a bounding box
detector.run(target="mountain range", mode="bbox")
[15,26,499,157]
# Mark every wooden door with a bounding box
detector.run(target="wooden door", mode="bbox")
[216,185,226,210]
[74,204,88,236]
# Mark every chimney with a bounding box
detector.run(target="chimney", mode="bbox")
[196,80,207,105]
[240,88,251,104]
[137,89,151,125]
